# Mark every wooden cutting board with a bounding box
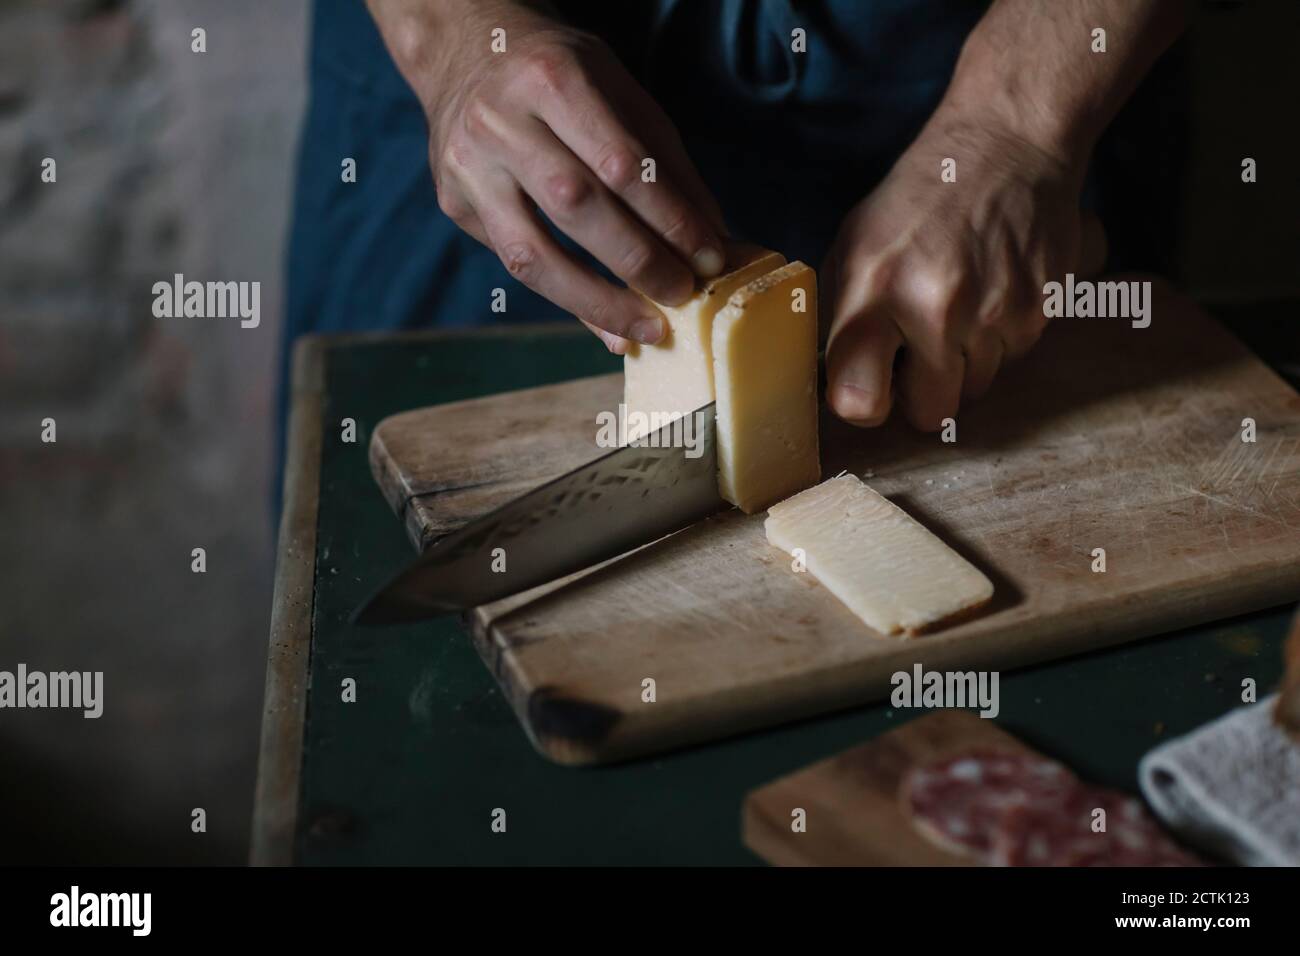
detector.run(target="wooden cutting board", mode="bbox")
[742,710,1027,866]
[370,283,1300,765]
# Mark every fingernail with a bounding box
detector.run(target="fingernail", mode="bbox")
[604,334,628,356]
[630,314,664,344]
[692,246,724,278]
[831,382,887,426]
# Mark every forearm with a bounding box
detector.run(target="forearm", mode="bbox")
[940,0,1185,168]
[364,0,558,113]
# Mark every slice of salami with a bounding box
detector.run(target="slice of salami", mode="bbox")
[992,787,1203,867]
[901,750,1078,862]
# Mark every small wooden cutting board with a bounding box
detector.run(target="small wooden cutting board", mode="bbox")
[742,710,1026,866]
[370,282,1300,765]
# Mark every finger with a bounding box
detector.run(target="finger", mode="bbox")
[1079,210,1108,277]
[823,231,902,425]
[655,145,729,240]
[509,118,695,306]
[440,172,631,354]
[611,80,730,238]
[881,259,973,430]
[1001,307,1047,362]
[899,343,965,433]
[960,332,1004,403]
[532,61,727,276]
[435,178,491,247]
[468,175,666,344]
[439,176,633,354]
[825,309,903,426]
[579,318,632,355]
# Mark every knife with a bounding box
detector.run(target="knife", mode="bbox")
[351,403,725,626]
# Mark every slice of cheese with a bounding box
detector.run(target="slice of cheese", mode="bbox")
[764,474,994,636]
[623,243,785,441]
[712,261,820,513]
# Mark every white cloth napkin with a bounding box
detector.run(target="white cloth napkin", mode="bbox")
[1139,695,1300,867]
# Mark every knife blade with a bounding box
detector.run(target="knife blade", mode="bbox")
[351,403,724,626]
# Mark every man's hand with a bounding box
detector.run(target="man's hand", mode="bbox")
[367,0,728,353]
[823,111,1105,430]
[824,0,1181,429]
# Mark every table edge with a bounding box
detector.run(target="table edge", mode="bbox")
[250,335,326,866]
[248,323,592,865]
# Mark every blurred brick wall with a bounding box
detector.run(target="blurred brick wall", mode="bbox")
[0,0,305,863]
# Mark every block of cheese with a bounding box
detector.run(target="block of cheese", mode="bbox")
[712,261,820,513]
[764,474,994,636]
[623,243,785,441]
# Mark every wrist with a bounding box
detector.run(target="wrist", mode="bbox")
[939,30,1099,177]
[918,98,1087,199]
[367,0,556,118]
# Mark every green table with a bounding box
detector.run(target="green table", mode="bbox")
[250,316,1297,866]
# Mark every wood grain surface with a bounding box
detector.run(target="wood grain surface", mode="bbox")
[742,710,1028,866]
[252,338,324,865]
[370,283,1300,766]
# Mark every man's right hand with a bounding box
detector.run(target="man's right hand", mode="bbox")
[367,0,729,353]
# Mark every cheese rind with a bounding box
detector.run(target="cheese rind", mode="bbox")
[764,474,994,636]
[623,244,785,441]
[712,261,820,513]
